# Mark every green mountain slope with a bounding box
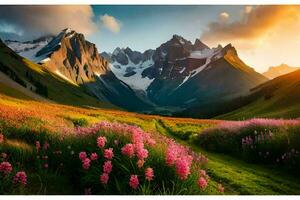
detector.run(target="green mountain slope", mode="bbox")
[0,39,117,109]
[217,69,300,119]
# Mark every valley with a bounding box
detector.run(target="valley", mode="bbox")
[1,22,300,195]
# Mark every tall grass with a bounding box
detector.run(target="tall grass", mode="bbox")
[193,118,300,175]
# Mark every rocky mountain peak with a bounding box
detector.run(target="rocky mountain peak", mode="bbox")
[35,28,109,84]
[193,39,210,51]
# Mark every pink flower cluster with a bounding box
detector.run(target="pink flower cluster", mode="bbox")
[97,136,107,148]
[13,171,27,186]
[121,143,135,158]
[103,161,112,174]
[90,153,98,161]
[241,136,254,147]
[100,173,109,184]
[145,167,154,181]
[242,130,274,148]
[82,158,91,170]
[79,152,92,170]
[165,141,195,180]
[74,121,208,192]
[0,161,12,175]
[104,148,114,160]
[75,121,156,148]
[129,175,139,189]
[197,169,209,190]
[212,118,300,133]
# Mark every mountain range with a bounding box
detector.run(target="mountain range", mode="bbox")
[3,28,298,118]
[262,64,300,79]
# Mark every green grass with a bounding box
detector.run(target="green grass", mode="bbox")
[217,69,300,120]
[154,119,300,194]
[1,86,300,194]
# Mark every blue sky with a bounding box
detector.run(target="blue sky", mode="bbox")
[88,5,244,53]
[1,5,300,72]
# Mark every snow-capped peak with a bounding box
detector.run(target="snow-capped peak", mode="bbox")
[112,47,122,56]
[63,28,72,34]
[4,36,54,63]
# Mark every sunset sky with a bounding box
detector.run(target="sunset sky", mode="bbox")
[0,5,299,72]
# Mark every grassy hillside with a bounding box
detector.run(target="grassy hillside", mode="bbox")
[1,85,300,194]
[217,69,300,120]
[0,39,117,109]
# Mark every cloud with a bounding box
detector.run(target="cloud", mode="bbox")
[219,12,229,22]
[201,6,300,46]
[0,5,97,40]
[100,14,121,33]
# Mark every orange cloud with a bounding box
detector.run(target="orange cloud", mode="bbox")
[100,14,121,33]
[201,6,300,45]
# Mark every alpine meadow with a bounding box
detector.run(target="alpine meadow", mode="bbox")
[1,5,300,195]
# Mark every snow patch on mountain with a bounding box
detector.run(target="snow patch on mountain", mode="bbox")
[174,45,223,90]
[109,56,155,91]
[5,37,53,62]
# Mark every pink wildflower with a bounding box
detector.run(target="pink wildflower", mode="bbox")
[13,171,27,186]
[136,148,148,160]
[175,156,192,180]
[0,161,12,175]
[79,152,87,161]
[104,148,114,160]
[165,147,178,166]
[198,177,208,190]
[129,175,139,189]
[145,167,154,181]
[44,163,48,169]
[121,143,135,158]
[103,161,112,174]
[97,136,107,148]
[137,159,145,168]
[82,158,91,170]
[100,173,109,184]
[90,153,98,161]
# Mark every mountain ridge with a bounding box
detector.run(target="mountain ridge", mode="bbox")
[263,64,300,79]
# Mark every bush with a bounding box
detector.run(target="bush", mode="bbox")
[193,118,300,175]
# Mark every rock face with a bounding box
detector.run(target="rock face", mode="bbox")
[104,35,268,116]
[263,64,300,79]
[36,28,108,85]
[5,31,269,117]
[33,28,153,111]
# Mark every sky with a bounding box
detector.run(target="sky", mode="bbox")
[0,5,300,72]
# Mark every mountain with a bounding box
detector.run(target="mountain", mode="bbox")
[101,47,155,91]
[0,38,116,108]
[34,28,152,111]
[104,35,268,116]
[4,35,53,62]
[217,68,300,119]
[262,64,300,79]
